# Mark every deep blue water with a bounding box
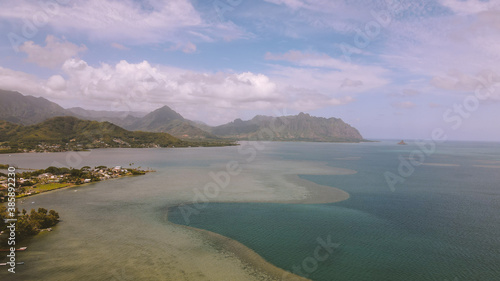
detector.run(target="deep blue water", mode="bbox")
[169,141,500,280]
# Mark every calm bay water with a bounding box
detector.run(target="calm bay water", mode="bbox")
[1,142,499,280]
[169,141,500,280]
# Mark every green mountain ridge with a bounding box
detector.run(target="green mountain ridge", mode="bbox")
[0,89,69,125]
[213,112,364,142]
[122,106,217,139]
[66,107,147,125]
[0,116,188,153]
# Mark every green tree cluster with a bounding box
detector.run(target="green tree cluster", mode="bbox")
[0,207,60,246]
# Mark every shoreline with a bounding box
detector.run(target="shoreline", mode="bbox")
[12,174,144,201]
[0,141,239,155]
[166,174,351,280]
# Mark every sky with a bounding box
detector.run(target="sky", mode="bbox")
[0,0,499,141]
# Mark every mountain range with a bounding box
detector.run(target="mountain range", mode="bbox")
[0,89,365,142]
[0,89,68,125]
[0,116,188,153]
[118,106,217,139]
[211,113,363,142]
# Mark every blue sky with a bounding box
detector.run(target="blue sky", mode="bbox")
[0,0,499,140]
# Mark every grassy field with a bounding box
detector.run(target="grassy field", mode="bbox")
[35,183,71,191]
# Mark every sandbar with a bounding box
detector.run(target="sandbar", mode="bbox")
[166,162,355,280]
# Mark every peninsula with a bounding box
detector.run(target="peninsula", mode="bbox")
[0,164,150,199]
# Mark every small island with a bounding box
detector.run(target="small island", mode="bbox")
[0,207,60,248]
[398,140,407,145]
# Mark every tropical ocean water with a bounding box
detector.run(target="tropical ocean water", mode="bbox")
[169,141,500,281]
[1,141,499,280]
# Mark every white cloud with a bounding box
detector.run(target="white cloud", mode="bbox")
[0,66,46,94]
[430,71,480,92]
[264,0,307,10]
[263,0,343,13]
[0,0,246,46]
[266,50,354,70]
[0,58,358,125]
[258,0,395,37]
[378,2,500,103]
[392,101,416,109]
[283,87,354,109]
[19,35,86,68]
[341,79,363,88]
[402,89,420,96]
[166,42,197,54]
[428,102,443,108]
[46,75,66,91]
[430,70,500,100]
[439,0,500,15]
[265,50,389,95]
[388,89,420,97]
[111,43,129,50]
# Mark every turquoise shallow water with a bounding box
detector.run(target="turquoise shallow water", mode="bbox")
[169,141,500,280]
